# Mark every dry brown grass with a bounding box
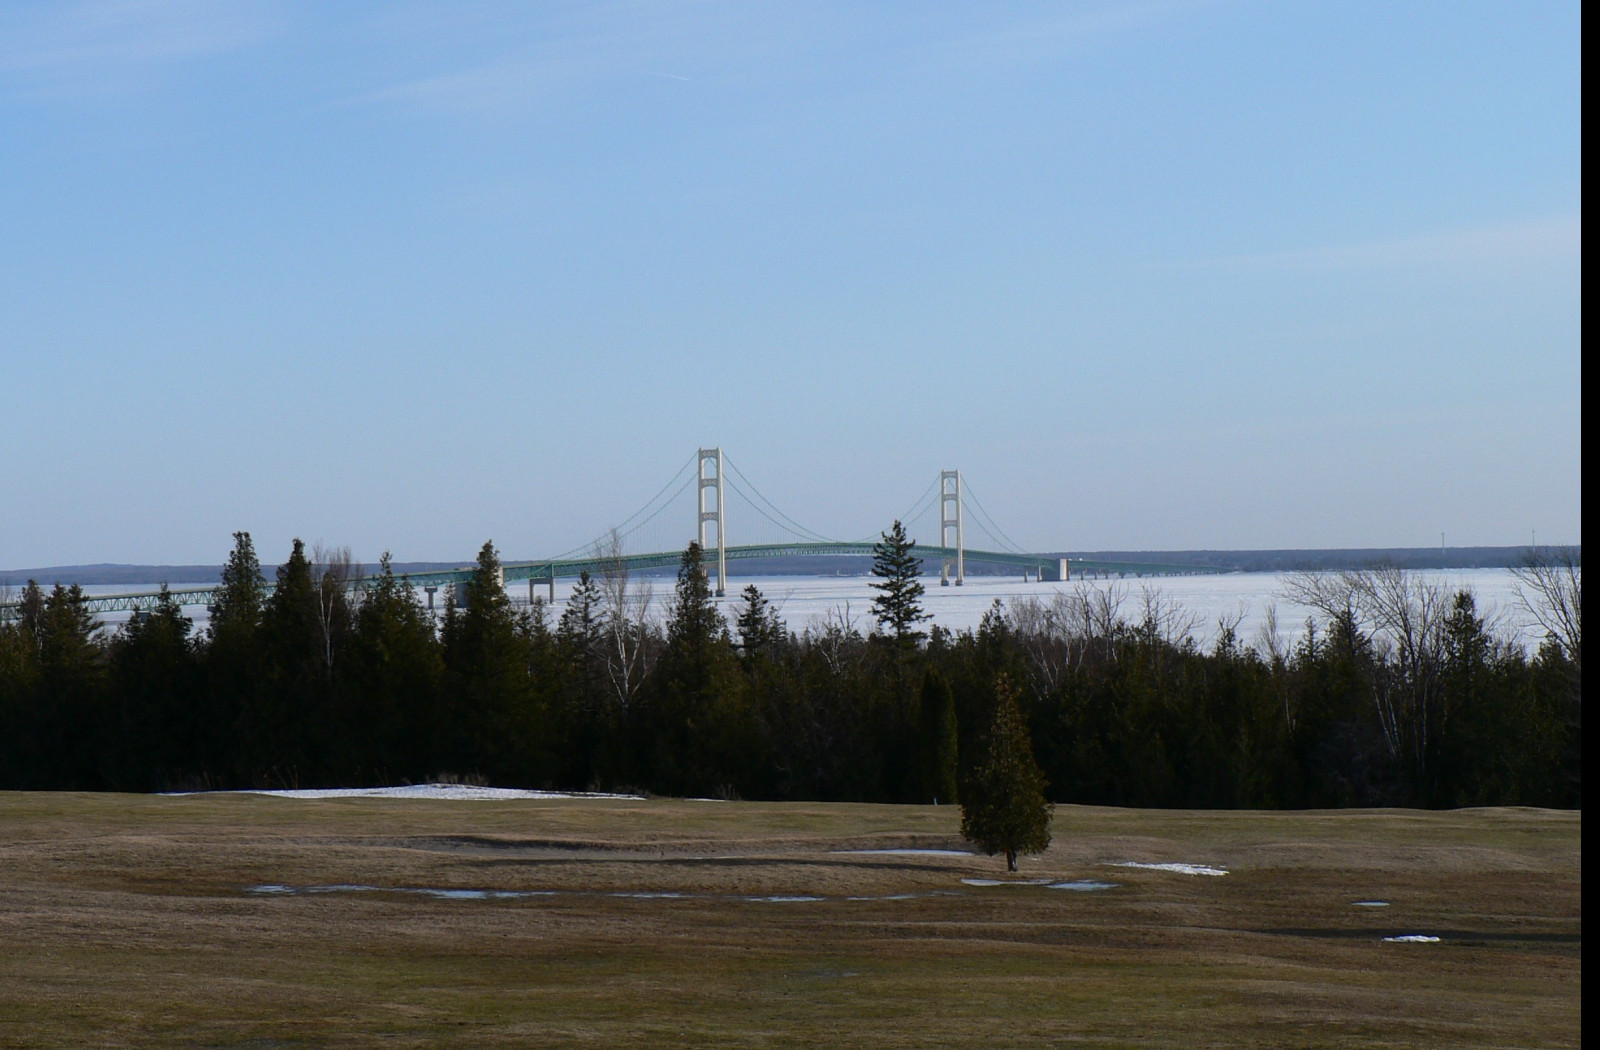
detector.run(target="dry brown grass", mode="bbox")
[0,792,1580,1048]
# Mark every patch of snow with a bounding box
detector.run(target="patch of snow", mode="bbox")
[612,891,689,899]
[1383,934,1441,943]
[960,878,1053,887]
[1353,900,1391,907]
[219,783,644,801]
[831,848,972,857]
[1106,861,1228,877]
[747,895,824,903]
[1049,881,1117,891]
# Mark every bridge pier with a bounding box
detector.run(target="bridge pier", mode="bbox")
[699,447,728,597]
[940,469,964,586]
[1038,558,1070,583]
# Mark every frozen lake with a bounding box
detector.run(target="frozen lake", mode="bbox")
[58,567,1544,651]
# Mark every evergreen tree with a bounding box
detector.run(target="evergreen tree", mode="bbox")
[249,538,324,784]
[870,520,929,648]
[204,531,267,783]
[209,531,266,639]
[27,583,106,788]
[735,584,784,662]
[919,668,959,804]
[557,571,606,703]
[961,674,1053,871]
[645,542,747,796]
[555,571,608,786]
[347,553,441,783]
[440,541,542,782]
[110,585,198,790]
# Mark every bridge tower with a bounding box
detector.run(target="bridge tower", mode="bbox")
[698,447,728,597]
[939,469,964,586]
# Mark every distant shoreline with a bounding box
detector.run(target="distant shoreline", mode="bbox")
[1,546,1572,587]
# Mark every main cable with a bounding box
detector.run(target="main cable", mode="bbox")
[723,455,840,543]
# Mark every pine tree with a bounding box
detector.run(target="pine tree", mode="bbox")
[555,570,608,787]
[110,585,198,790]
[735,583,783,662]
[919,668,959,804]
[251,538,323,783]
[557,571,605,703]
[209,531,266,639]
[961,674,1053,871]
[348,553,441,783]
[646,542,745,796]
[33,583,105,788]
[440,541,541,783]
[870,520,929,648]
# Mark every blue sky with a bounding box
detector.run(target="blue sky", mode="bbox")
[0,0,1581,567]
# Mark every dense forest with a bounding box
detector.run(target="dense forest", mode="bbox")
[0,531,1581,809]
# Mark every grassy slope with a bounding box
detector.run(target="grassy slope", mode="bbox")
[0,794,1580,1048]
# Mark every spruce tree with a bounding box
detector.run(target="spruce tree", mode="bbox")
[440,541,540,783]
[349,553,441,783]
[919,668,959,804]
[870,520,929,648]
[110,585,197,790]
[735,583,783,662]
[210,531,266,639]
[557,571,605,705]
[648,541,744,796]
[961,674,1053,871]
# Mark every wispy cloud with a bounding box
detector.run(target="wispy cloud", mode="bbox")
[1188,214,1582,273]
[940,0,1229,68]
[0,0,278,99]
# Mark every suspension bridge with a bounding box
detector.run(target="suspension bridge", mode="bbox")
[2,448,1221,619]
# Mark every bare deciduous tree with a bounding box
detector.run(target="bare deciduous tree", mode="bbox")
[1283,566,1453,779]
[311,543,358,675]
[595,530,655,710]
[1511,546,1581,666]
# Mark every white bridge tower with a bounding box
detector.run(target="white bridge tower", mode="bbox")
[698,447,728,597]
[939,469,964,586]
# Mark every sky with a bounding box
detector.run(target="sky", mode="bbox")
[0,0,1582,568]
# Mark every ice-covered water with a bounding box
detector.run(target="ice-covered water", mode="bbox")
[63,568,1542,649]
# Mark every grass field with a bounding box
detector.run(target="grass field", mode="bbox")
[0,792,1580,1048]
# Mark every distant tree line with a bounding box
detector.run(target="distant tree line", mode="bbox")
[0,530,1581,809]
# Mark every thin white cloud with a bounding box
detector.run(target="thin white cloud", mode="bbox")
[1189,214,1582,273]
[940,0,1231,67]
[0,0,278,98]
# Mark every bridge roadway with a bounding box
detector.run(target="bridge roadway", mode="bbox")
[3,543,1224,618]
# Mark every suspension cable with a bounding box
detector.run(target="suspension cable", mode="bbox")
[723,477,828,544]
[722,456,840,543]
[543,452,697,560]
[959,479,1027,553]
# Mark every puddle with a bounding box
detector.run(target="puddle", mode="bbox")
[1105,861,1228,877]
[611,891,690,899]
[1049,881,1117,892]
[247,884,550,900]
[747,895,824,903]
[1353,900,1391,907]
[1264,927,1580,945]
[961,878,1052,887]
[206,784,644,801]
[831,849,972,857]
